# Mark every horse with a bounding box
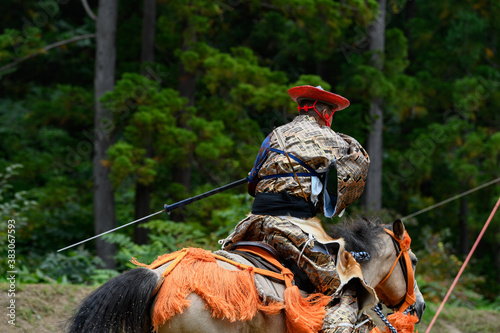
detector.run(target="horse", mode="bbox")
[65,217,425,333]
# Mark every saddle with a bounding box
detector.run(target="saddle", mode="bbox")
[227,241,280,271]
[136,246,332,333]
[226,241,315,293]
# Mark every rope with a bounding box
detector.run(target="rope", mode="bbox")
[401,177,500,220]
[372,304,397,333]
[424,195,500,333]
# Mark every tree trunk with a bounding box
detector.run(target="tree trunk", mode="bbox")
[133,142,153,244]
[175,26,197,194]
[171,63,195,221]
[140,0,156,65]
[133,181,151,244]
[93,0,119,269]
[362,0,386,211]
[134,0,157,245]
[168,25,197,222]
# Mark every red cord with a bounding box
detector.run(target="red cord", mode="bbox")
[425,195,500,333]
[297,100,337,127]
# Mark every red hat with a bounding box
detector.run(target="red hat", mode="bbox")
[287,85,350,111]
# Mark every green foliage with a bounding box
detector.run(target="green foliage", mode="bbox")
[0,0,499,307]
[415,227,487,307]
[103,218,219,270]
[7,248,120,285]
[0,27,45,71]
[0,164,37,270]
[107,141,158,187]
[420,302,500,332]
[0,164,37,223]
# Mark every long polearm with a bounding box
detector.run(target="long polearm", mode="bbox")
[57,178,248,252]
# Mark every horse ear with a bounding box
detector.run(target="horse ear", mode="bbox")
[393,219,405,240]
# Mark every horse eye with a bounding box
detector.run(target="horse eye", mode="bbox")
[411,258,418,266]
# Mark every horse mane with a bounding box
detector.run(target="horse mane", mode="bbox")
[326,216,389,258]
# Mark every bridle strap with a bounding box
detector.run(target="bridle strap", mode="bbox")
[379,229,416,313]
[378,248,404,285]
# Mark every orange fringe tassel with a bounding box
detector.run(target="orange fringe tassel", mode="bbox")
[284,285,331,333]
[383,312,419,333]
[369,312,419,333]
[133,247,330,333]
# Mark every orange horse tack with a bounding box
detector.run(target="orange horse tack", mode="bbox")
[369,312,419,333]
[132,247,331,333]
[369,229,419,333]
[379,230,416,313]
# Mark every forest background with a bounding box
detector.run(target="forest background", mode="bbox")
[1,0,499,317]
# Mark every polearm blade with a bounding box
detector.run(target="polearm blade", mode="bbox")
[57,178,248,252]
[57,209,166,252]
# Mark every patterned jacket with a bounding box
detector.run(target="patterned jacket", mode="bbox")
[248,115,369,217]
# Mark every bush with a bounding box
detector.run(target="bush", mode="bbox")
[8,248,120,285]
[103,218,221,271]
[415,226,486,307]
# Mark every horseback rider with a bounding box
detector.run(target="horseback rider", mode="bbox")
[221,85,377,332]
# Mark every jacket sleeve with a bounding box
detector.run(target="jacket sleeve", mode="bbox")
[331,133,370,216]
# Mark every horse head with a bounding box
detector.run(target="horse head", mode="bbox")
[353,218,426,322]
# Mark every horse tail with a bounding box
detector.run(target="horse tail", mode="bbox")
[66,267,161,333]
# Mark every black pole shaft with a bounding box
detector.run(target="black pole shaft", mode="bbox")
[58,178,248,252]
[164,178,247,213]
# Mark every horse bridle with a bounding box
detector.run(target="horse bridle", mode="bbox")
[376,228,416,313]
[368,229,418,333]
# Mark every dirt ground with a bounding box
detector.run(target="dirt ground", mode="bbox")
[0,283,96,333]
[1,283,499,333]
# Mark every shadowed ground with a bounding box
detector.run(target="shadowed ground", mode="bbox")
[1,283,499,333]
